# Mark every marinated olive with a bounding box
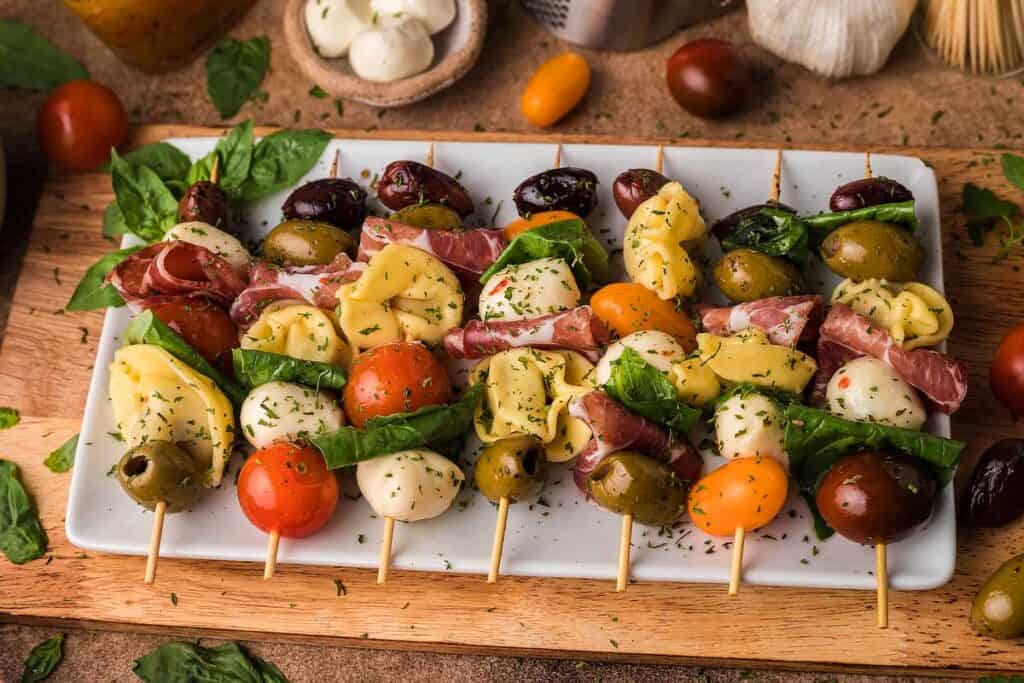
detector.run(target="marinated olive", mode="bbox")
[586,451,688,526]
[263,219,355,266]
[972,552,1024,639]
[820,220,924,281]
[117,441,201,513]
[666,39,754,118]
[178,181,230,231]
[282,178,367,230]
[513,167,599,218]
[390,202,463,231]
[378,160,474,217]
[474,436,546,503]
[710,202,796,241]
[963,439,1024,527]
[713,248,804,303]
[829,177,914,212]
[612,168,669,219]
[815,449,936,545]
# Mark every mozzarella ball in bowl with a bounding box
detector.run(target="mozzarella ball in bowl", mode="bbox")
[356,449,464,522]
[479,257,581,323]
[304,0,373,58]
[594,329,687,386]
[164,221,251,272]
[370,0,456,35]
[825,356,926,430]
[240,381,345,449]
[714,391,788,467]
[348,17,435,83]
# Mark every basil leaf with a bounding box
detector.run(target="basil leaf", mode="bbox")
[0,459,48,564]
[714,382,802,412]
[109,149,179,242]
[1002,152,1024,192]
[239,128,332,201]
[186,120,255,198]
[0,407,19,429]
[313,384,482,469]
[804,201,920,243]
[206,36,270,119]
[0,20,88,90]
[721,207,810,266]
[232,349,346,392]
[44,433,78,473]
[133,641,288,683]
[479,219,592,288]
[963,182,1018,221]
[602,347,700,435]
[124,310,247,407]
[66,246,145,311]
[21,633,64,682]
[102,202,129,240]
[103,142,191,182]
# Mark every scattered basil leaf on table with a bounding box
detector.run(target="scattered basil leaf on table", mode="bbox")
[309,85,328,98]
[602,348,700,435]
[0,459,48,564]
[239,128,332,201]
[21,633,64,683]
[44,433,78,473]
[804,200,920,243]
[0,19,88,90]
[102,142,191,182]
[132,641,288,683]
[721,207,810,266]
[66,245,145,311]
[232,349,346,392]
[186,119,255,198]
[1002,152,1024,191]
[0,406,20,429]
[479,219,593,289]
[109,149,179,242]
[206,36,271,119]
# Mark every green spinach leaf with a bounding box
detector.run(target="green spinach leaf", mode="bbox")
[44,434,78,473]
[206,36,270,119]
[721,207,810,266]
[0,459,48,564]
[21,633,64,682]
[133,641,287,683]
[239,128,332,201]
[109,149,179,242]
[0,407,19,429]
[602,347,700,434]
[103,143,191,182]
[804,200,920,243]
[232,349,346,391]
[479,219,592,288]
[0,20,88,90]
[66,246,145,311]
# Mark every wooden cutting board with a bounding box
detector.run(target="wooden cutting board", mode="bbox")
[0,125,1022,678]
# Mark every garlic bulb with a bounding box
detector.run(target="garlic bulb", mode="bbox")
[747,0,918,78]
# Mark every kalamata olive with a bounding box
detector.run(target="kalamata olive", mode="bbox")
[474,436,546,503]
[963,439,1024,527]
[612,168,669,219]
[711,202,797,241]
[178,181,230,231]
[377,161,474,217]
[972,552,1024,639]
[513,167,599,217]
[263,219,356,266]
[118,441,201,513]
[829,177,914,212]
[586,451,688,526]
[815,449,936,545]
[666,39,754,118]
[820,220,924,281]
[282,178,367,230]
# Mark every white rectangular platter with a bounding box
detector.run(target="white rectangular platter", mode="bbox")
[66,138,952,591]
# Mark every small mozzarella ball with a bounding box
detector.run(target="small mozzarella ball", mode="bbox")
[240,381,345,449]
[348,18,434,83]
[594,330,686,386]
[357,449,464,522]
[370,0,456,34]
[479,257,580,323]
[164,221,250,272]
[304,0,373,58]
[825,356,926,430]
[714,392,788,467]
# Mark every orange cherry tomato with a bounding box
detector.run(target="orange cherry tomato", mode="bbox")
[502,210,581,241]
[237,443,339,538]
[343,342,452,428]
[37,80,128,172]
[590,282,697,351]
[148,298,238,374]
[687,456,789,536]
[520,52,591,128]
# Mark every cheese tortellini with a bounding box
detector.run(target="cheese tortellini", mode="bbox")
[336,244,463,352]
[624,181,706,300]
[697,328,817,395]
[670,356,722,407]
[109,344,236,487]
[831,278,953,350]
[242,304,350,368]
[471,348,594,462]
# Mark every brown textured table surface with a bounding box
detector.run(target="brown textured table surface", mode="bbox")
[0,0,1021,680]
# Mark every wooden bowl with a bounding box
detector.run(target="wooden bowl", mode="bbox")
[283,0,487,108]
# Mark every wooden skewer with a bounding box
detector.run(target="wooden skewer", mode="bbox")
[769,149,783,203]
[144,501,166,585]
[426,142,434,169]
[553,143,562,169]
[877,543,889,628]
[728,526,746,596]
[209,155,221,186]
[655,144,664,175]
[865,152,873,180]
[616,514,632,592]
[378,516,395,584]
[487,497,510,583]
[263,529,280,580]
[329,149,340,178]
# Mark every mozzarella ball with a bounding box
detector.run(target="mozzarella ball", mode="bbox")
[479,257,581,323]
[594,330,686,386]
[348,18,434,83]
[304,0,373,58]
[164,221,250,272]
[370,0,456,34]
[357,449,464,522]
[240,382,345,449]
[714,392,788,467]
[825,356,926,430]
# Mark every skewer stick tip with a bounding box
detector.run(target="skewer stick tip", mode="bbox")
[655,144,664,175]
[426,143,435,169]
[865,152,873,180]
[378,516,396,585]
[728,526,745,596]
[144,500,167,585]
[487,497,510,584]
[263,529,280,580]
[769,149,783,203]
[553,143,562,169]
[209,155,221,186]
[329,149,340,178]
[876,542,889,629]
[616,514,633,592]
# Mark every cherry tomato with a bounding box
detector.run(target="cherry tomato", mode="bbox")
[992,322,1024,418]
[591,282,697,351]
[343,342,451,428]
[37,80,128,171]
[148,298,238,374]
[502,210,581,241]
[237,443,338,538]
[666,39,754,119]
[520,52,591,128]
[687,456,788,536]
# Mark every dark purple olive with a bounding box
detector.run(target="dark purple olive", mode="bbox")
[612,168,669,219]
[178,181,230,231]
[377,161,474,217]
[281,178,367,231]
[710,202,796,240]
[829,177,913,212]
[513,167,599,217]
[963,439,1024,527]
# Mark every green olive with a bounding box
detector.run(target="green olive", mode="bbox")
[263,219,355,266]
[820,220,924,281]
[586,451,687,526]
[117,441,201,513]
[972,553,1024,639]
[390,203,463,231]
[474,436,546,503]
[713,248,804,303]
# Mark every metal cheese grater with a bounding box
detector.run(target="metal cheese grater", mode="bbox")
[521,0,740,51]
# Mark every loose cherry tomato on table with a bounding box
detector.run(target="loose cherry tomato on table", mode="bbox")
[237,443,339,538]
[343,341,452,428]
[147,298,238,374]
[687,455,788,536]
[665,39,754,118]
[37,80,128,171]
[991,322,1024,418]
[520,52,591,128]
[591,282,697,351]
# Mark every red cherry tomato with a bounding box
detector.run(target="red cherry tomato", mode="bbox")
[343,342,451,428]
[991,322,1024,418]
[148,298,238,374]
[37,80,128,172]
[666,39,754,118]
[237,443,339,538]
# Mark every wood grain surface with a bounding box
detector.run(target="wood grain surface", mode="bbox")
[0,126,1021,677]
